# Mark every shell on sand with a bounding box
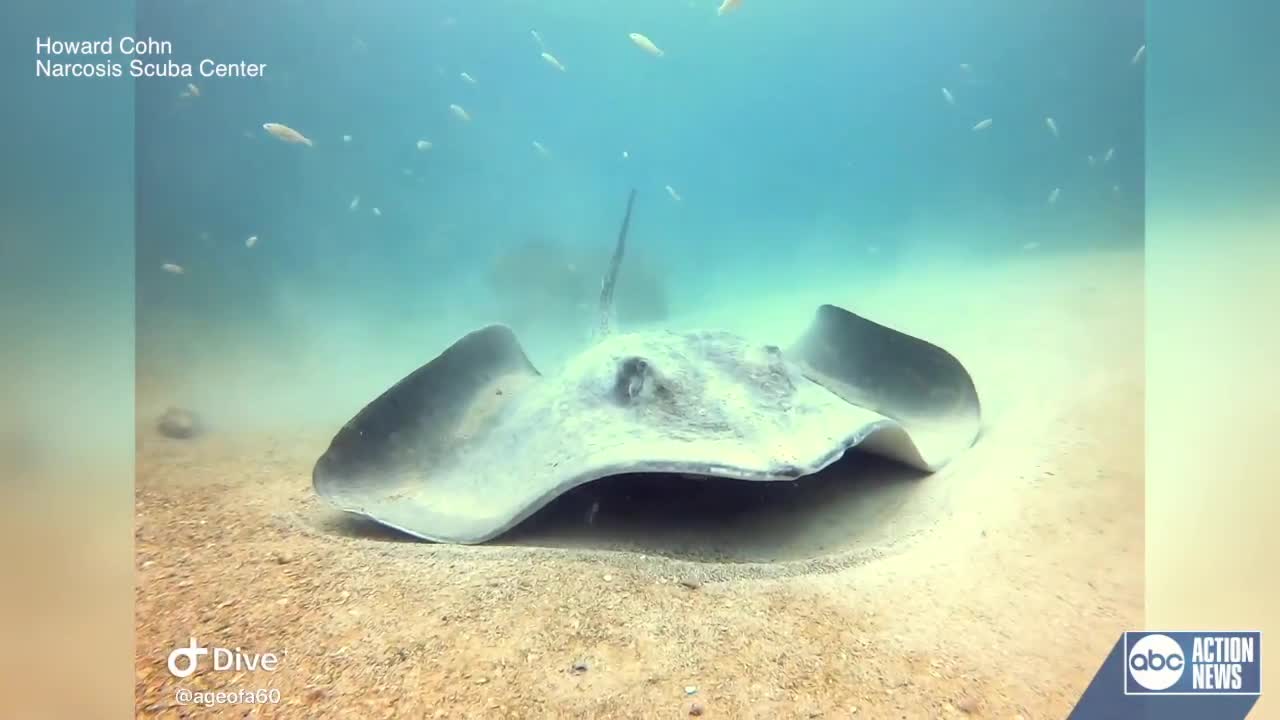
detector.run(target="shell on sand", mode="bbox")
[157,407,200,439]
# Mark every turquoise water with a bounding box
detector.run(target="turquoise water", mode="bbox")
[6,0,1148,435]
[131,4,1141,305]
[122,0,1148,427]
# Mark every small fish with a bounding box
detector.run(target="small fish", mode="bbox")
[262,122,313,147]
[372,207,382,217]
[1103,147,1115,164]
[941,87,955,105]
[541,51,566,72]
[585,499,600,526]
[187,83,200,97]
[629,33,664,58]
[1088,154,1097,167]
[665,184,682,202]
[449,104,471,122]
[972,118,993,131]
[531,30,546,50]
[1112,184,1121,194]
[959,63,972,73]
[1048,188,1060,205]
[716,0,742,15]
[245,235,258,248]
[161,263,184,274]
[460,72,477,85]
[342,134,352,143]
[1023,241,1041,251]
[532,140,551,157]
[416,139,433,151]
[349,195,360,211]
[621,150,629,160]
[1131,44,1146,65]
[1045,116,1059,138]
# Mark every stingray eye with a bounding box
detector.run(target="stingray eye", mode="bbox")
[613,357,650,404]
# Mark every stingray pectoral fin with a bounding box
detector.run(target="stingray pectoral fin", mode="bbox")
[312,310,983,545]
[788,304,982,467]
[312,324,540,512]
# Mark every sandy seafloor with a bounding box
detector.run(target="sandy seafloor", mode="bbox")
[134,245,1143,718]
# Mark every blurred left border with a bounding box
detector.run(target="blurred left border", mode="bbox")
[0,1,135,718]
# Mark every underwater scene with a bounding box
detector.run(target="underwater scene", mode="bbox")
[128,0,1145,716]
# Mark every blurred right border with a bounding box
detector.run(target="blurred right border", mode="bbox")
[1145,0,1279,716]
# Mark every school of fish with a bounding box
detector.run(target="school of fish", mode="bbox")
[937,54,1138,216]
[162,8,1141,274]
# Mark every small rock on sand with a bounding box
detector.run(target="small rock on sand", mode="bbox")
[956,696,981,713]
[679,578,702,590]
[157,407,200,439]
[689,702,704,716]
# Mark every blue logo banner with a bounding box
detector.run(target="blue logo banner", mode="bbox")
[1070,631,1261,719]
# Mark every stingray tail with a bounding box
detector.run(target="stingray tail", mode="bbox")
[597,188,638,337]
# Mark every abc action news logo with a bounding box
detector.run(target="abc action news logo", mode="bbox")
[1124,631,1261,696]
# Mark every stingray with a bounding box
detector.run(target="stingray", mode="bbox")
[313,190,982,544]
